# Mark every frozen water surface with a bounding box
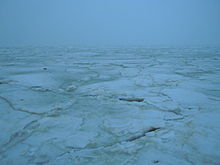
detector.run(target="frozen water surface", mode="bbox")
[0,46,220,165]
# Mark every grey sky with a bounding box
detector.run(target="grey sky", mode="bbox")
[0,0,220,46]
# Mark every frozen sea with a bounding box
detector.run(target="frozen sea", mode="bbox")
[0,46,220,165]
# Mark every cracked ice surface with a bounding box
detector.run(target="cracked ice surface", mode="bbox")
[0,46,220,165]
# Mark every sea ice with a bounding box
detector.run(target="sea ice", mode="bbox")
[0,46,220,165]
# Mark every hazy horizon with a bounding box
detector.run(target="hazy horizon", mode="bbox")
[0,0,220,46]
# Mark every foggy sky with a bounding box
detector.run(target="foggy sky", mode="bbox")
[0,0,220,46]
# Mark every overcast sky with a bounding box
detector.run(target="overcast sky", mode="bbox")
[0,0,220,46]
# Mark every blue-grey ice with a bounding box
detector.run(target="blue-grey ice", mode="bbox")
[0,46,220,165]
